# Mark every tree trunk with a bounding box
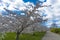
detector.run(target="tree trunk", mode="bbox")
[16,27,23,40]
[16,25,24,40]
[32,27,35,36]
[16,31,20,40]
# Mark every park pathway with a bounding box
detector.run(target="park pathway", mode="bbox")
[42,31,60,40]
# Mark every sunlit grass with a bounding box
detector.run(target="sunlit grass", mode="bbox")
[0,32,46,40]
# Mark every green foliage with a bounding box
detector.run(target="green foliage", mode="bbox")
[50,28,60,34]
[1,32,46,40]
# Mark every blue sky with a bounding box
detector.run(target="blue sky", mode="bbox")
[23,0,37,4]
[0,0,60,27]
[23,0,46,4]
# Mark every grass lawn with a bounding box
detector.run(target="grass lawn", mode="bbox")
[0,32,46,40]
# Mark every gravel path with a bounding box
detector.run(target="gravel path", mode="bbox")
[42,31,60,40]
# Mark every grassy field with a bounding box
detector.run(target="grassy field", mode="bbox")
[50,28,60,34]
[0,32,46,40]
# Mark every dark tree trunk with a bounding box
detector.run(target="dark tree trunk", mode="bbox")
[32,27,35,36]
[16,31,20,40]
[16,26,24,40]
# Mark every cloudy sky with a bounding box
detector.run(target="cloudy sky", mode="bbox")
[0,0,60,27]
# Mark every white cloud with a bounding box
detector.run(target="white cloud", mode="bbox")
[20,13,25,15]
[42,0,60,27]
[56,21,60,25]
[43,0,51,5]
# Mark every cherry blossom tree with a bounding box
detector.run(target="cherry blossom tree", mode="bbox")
[0,1,50,40]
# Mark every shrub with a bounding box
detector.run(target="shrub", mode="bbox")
[51,28,60,34]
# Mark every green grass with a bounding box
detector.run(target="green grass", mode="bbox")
[1,32,46,40]
[50,28,60,34]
